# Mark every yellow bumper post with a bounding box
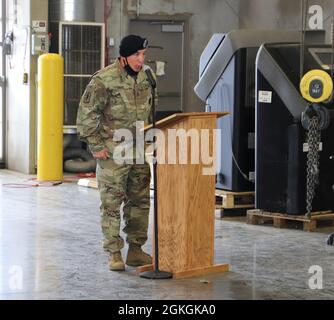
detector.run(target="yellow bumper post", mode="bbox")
[37,54,64,181]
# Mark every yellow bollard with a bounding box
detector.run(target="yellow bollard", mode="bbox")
[37,54,64,181]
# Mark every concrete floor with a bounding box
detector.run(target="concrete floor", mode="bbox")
[1,169,334,300]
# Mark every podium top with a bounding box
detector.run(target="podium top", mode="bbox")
[144,112,229,131]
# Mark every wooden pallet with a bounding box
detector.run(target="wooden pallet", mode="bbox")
[77,178,98,189]
[247,209,334,232]
[215,190,255,218]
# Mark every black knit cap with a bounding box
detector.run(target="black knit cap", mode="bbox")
[119,35,148,57]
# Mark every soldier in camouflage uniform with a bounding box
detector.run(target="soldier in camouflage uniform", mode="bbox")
[76,35,154,271]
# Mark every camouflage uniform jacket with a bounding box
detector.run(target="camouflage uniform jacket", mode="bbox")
[76,59,156,156]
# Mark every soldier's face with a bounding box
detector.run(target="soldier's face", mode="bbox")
[126,49,147,72]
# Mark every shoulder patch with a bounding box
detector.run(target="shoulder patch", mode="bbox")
[83,86,94,104]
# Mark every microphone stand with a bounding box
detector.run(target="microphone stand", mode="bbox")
[140,70,172,280]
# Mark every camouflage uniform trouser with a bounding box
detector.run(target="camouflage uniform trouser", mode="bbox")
[96,159,151,253]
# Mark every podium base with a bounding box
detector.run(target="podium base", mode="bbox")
[140,270,173,280]
[137,263,230,279]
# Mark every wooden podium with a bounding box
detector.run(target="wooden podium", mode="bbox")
[139,112,229,279]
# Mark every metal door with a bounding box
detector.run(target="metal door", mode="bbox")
[130,20,185,117]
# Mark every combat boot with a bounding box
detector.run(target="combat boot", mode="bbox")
[109,251,125,271]
[126,244,152,267]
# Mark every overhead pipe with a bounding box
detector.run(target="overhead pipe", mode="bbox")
[104,0,110,66]
[137,0,140,17]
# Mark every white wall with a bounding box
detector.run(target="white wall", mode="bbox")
[6,0,47,174]
[30,0,48,173]
[239,0,334,43]
[6,0,31,173]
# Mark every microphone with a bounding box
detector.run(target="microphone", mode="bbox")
[143,65,156,89]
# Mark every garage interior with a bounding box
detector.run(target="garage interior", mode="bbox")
[1,0,334,300]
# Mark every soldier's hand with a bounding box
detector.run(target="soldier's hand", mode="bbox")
[93,148,110,160]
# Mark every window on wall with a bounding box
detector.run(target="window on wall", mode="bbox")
[59,22,105,127]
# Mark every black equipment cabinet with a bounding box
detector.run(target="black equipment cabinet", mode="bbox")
[195,30,299,191]
[256,43,334,215]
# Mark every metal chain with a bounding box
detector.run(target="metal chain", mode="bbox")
[306,116,321,218]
